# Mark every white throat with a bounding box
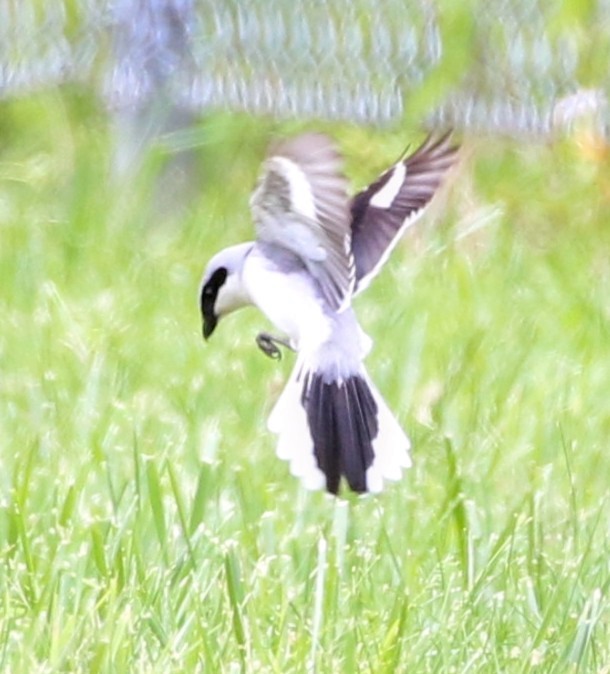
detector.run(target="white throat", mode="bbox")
[215,271,251,316]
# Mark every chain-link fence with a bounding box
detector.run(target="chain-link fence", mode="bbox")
[1,0,608,137]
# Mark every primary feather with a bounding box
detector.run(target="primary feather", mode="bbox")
[350,132,458,293]
[250,133,355,312]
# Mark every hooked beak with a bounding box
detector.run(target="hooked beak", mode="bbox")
[200,266,228,342]
[202,311,217,340]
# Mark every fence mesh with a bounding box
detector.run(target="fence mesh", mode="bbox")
[1,0,608,137]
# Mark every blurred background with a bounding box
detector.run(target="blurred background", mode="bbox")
[1,1,610,671]
[2,0,609,130]
[2,0,608,241]
[2,0,608,193]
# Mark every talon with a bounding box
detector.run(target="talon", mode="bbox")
[256,333,283,360]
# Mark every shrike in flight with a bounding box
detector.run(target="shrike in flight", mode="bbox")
[200,132,457,494]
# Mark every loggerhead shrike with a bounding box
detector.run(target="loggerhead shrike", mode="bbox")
[200,132,457,494]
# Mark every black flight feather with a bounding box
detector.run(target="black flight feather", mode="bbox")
[301,372,378,494]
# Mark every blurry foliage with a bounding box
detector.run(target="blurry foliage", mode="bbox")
[1,86,610,671]
[1,0,609,134]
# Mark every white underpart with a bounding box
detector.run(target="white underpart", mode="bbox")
[272,156,317,221]
[214,270,251,316]
[370,162,406,208]
[358,325,373,358]
[242,248,333,348]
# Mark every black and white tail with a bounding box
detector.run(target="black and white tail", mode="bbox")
[268,355,411,494]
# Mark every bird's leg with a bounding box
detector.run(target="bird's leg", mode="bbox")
[256,332,294,360]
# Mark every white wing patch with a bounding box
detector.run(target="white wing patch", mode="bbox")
[350,133,458,295]
[250,133,354,311]
[370,162,407,209]
[270,156,317,221]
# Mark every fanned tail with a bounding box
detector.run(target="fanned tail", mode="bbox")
[268,354,411,494]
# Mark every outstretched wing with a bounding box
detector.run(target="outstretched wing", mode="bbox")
[250,133,354,312]
[350,133,458,293]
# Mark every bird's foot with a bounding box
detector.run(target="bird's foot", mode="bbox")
[256,332,293,360]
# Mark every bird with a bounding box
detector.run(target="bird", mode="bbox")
[199,131,458,494]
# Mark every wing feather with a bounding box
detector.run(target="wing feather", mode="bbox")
[250,133,354,311]
[351,132,458,293]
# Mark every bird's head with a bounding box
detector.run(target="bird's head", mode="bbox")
[199,242,254,340]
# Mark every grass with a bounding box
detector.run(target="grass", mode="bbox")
[1,90,610,673]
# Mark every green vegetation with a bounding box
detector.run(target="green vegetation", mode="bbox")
[1,91,609,672]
